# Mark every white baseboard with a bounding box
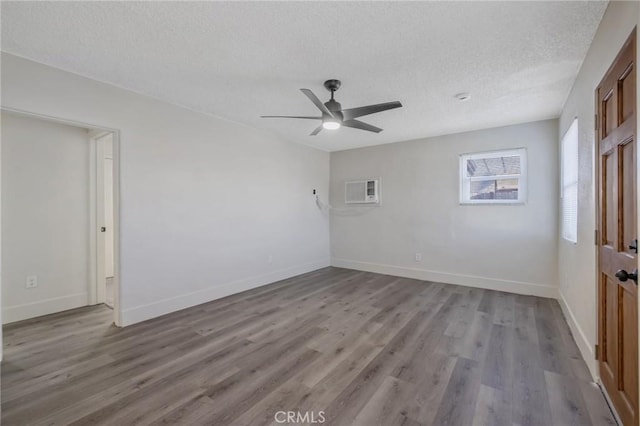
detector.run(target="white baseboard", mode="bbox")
[2,292,89,324]
[331,258,558,299]
[558,289,598,380]
[121,259,330,326]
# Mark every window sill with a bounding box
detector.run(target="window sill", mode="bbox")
[459,201,526,206]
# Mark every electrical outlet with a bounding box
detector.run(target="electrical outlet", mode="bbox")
[26,275,38,289]
[414,253,422,262]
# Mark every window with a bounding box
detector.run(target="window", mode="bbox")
[460,148,527,204]
[561,119,578,243]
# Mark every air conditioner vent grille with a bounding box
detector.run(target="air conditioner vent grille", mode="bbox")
[345,179,379,204]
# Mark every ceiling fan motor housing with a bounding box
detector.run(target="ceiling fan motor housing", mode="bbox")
[324,100,343,120]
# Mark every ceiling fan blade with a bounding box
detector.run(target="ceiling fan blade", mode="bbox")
[261,115,322,120]
[341,101,402,120]
[301,89,334,117]
[310,125,323,136]
[341,119,383,133]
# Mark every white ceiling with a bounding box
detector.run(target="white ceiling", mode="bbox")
[1,1,607,152]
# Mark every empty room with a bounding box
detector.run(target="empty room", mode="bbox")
[1,1,639,425]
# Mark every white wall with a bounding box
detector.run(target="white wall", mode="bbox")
[2,113,91,322]
[558,0,640,379]
[330,119,559,298]
[1,53,330,326]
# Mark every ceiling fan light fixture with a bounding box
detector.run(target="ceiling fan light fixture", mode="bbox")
[322,120,340,130]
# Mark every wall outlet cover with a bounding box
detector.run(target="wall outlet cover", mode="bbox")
[26,275,38,288]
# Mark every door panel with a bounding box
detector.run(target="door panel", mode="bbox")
[622,141,636,254]
[603,274,618,374]
[622,64,636,124]
[622,287,638,410]
[597,28,638,426]
[603,90,615,137]
[603,151,616,246]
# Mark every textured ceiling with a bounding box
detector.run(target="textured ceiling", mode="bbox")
[1,1,607,151]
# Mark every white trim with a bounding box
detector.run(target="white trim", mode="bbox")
[3,292,89,324]
[558,289,598,380]
[121,259,330,326]
[2,107,119,133]
[331,258,557,298]
[88,132,98,305]
[111,132,122,326]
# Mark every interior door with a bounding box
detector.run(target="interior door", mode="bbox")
[104,155,114,278]
[597,28,638,426]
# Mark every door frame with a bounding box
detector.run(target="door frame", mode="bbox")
[89,130,116,308]
[1,106,123,326]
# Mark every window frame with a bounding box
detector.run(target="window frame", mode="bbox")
[561,119,579,243]
[459,148,528,205]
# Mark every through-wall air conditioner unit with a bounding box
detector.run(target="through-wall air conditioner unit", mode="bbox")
[345,179,380,204]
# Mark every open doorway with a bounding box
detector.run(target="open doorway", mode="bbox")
[1,110,120,326]
[93,132,115,309]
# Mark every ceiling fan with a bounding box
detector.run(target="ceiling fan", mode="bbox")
[261,79,402,136]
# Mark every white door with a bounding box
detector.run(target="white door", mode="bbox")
[104,155,114,278]
[95,132,115,306]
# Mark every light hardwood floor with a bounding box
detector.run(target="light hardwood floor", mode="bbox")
[2,267,616,425]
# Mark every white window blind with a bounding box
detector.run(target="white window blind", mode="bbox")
[459,148,527,204]
[561,119,579,243]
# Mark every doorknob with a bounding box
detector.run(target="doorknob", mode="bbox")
[615,269,638,284]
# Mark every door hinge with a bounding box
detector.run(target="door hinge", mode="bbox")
[595,229,599,246]
[595,114,599,131]
[595,344,599,360]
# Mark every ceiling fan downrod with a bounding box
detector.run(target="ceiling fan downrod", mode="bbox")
[324,79,341,101]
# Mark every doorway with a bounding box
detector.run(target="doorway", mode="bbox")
[0,109,120,327]
[596,28,638,426]
[93,132,116,308]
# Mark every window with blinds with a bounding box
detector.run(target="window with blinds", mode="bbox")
[459,148,527,204]
[561,119,579,243]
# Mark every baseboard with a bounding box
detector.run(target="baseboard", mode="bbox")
[2,292,89,324]
[121,258,330,326]
[558,288,598,380]
[331,258,558,299]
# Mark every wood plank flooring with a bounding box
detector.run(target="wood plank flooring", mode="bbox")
[1,267,616,425]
